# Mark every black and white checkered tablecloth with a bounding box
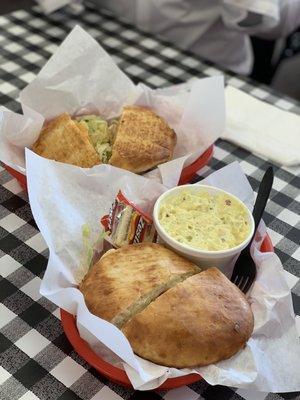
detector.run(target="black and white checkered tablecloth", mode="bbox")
[0,2,299,400]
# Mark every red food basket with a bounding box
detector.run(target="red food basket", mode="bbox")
[178,145,214,185]
[60,234,273,390]
[4,164,27,190]
[3,145,214,191]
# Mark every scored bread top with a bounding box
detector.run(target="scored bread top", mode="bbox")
[32,113,101,168]
[79,243,200,324]
[122,267,254,368]
[109,106,176,173]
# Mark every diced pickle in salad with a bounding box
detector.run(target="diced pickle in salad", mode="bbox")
[158,190,250,251]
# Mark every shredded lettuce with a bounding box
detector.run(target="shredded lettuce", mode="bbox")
[76,115,118,163]
[75,225,107,284]
[81,224,93,270]
[95,143,112,163]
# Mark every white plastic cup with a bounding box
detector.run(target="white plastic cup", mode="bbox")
[153,184,254,268]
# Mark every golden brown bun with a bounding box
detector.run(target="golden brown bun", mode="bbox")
[79,243,199,325]
[109,106,176,173]
[122,267,254,368]
[32,113,101,168]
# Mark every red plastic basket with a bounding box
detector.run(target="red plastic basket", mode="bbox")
[178,145,214,185]
[3,145,213,191]
[60,234,273,390]
[4,164,27,190]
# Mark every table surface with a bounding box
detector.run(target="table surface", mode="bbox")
[0,2,300,400]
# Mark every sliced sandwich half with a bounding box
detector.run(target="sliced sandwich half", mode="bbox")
[109,106,176,173]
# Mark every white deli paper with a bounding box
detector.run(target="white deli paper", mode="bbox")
[0,25,225,188]
[26,149,300,392]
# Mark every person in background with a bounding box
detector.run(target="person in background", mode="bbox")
[95,0,300,76]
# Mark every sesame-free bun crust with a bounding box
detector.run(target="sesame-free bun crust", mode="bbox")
[122,267,254,368]
[109,106,176,173]
[32,113,101,168]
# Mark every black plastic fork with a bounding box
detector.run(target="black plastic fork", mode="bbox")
[231,167,274,293]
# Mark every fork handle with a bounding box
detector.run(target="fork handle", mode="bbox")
[244,167,274,252]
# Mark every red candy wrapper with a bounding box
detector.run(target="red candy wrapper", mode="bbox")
[101,191,157,248]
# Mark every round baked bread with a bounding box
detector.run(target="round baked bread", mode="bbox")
[79,244,254,368]
[122,267,254,368]
[79,243,200,327]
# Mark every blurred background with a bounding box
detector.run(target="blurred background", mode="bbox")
[1,0,300,100]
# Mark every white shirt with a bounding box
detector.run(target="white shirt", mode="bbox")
[37,0,300,75]
[96,0,300,75]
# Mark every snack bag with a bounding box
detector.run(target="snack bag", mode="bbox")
[101,191,157,248]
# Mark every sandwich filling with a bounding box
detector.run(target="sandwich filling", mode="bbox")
[76,115,119,163]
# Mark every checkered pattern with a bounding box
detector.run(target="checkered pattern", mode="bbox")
[0,2,299,400]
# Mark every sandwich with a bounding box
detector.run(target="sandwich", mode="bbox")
[122,267,254,368]
[32,113,101,168]
[79,243,200,327]
[109,106,176,173]
[79,243,254,368]
[32,106,176,172]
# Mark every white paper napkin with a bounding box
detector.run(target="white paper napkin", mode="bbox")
[223,86,300,166]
